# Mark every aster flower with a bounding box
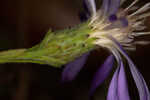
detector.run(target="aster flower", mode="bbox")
[62,0,150,100]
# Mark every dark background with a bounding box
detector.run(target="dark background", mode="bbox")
[0,0,150,100]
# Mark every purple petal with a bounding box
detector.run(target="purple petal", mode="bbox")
[90,55,115,96]
[101,0,110,14]
[81,0,91,19]
[101,0,120,16]
[108,0,121,16]
[118,62,130,100]
[109,36,150,100]
[125,56,150,100]
[107,59,130,100]
[107,67,120,100]
[61,52,90,82]
[84,0,96,15]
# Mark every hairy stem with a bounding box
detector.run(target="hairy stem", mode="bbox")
[0,22,96,67]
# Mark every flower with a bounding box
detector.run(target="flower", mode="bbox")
[62,0,150,100]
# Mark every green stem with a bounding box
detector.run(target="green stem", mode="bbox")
[0,22,96,68]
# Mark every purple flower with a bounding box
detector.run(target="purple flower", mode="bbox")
[62,0,150,100]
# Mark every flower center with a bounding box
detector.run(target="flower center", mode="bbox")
[89,11,132,49]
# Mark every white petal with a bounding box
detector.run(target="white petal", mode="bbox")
[129,3,150,17]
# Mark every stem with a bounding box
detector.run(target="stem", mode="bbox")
[0,49,44,65]
[0,22,96,67]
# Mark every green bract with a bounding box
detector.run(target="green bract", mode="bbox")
[0,22,95,67]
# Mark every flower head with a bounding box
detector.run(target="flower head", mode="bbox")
[89,0,150,50]
[62,0,150,100]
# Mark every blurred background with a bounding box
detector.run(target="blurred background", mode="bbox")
[0,0,150,100]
